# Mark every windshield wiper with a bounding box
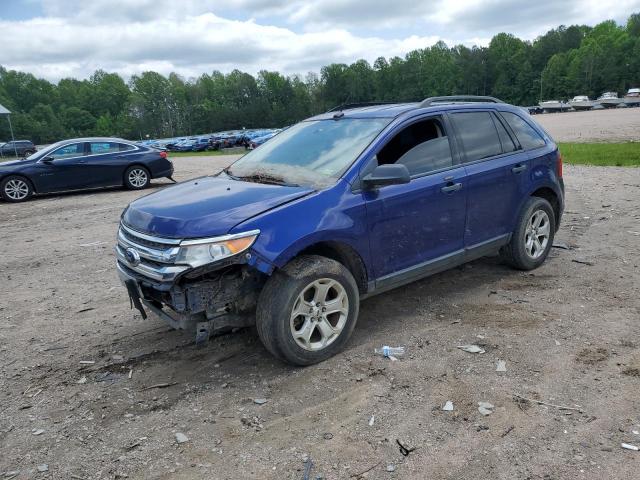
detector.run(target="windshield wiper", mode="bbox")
[233,172,299,187]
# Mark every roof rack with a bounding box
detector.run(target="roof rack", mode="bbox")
[326,102,399,113]
[419,95,504,107]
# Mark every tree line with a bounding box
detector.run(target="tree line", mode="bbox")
[1,13,639,144]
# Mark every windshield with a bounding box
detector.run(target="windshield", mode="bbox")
[26,140,68,161]
[227,118,389,187]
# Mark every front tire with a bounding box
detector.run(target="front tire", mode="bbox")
[124,166,150,190]
[501,197,556,270]
[256,255,360,366]
[1,175,33,202]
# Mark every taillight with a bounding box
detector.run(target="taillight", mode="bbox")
[159,151,167,159]
[557,151,563,178]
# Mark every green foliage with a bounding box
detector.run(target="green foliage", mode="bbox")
[1,13,639,143]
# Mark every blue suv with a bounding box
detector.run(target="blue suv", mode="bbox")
[116,96,564,365]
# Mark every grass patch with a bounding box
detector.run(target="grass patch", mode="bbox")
[168,147,245,158]
[559,142,640,167]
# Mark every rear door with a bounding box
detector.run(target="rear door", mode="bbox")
[448,110,530,249]
[85,141,134,187]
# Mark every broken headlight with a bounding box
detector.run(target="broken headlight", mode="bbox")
[175,230,259,268]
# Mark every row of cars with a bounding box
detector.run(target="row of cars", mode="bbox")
[142,129,281,152]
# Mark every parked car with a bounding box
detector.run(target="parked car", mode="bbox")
[116,96,564,365]
[0,140,36,157]
[0,137,174,202]
[248,131,278,149]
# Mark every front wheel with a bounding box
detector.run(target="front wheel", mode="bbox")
[501,197,556,270]
[1,175,33,202]
[256,255,360,366]
[124,166,150,190]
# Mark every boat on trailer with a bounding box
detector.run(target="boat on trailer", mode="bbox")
[569,95,595,111]
[538,100,568,113]
[597,92,623,108]
[624,88,640,106]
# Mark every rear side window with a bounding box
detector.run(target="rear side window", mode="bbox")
[90,142,120,154]
[118,143,136,152]
[493,114,517,153]
[376,117,453,176]
[450,112,502,162]
[500,112,546,150]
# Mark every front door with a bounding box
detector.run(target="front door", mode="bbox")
[363,115,467,288]
[34,142,89,192]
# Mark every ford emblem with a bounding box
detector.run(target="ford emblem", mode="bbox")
[125,247,141,266]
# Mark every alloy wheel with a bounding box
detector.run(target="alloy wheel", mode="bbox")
[290,278,349,351]
[524,209,550,259]
[128,169,148,187]
[4,179,29,200]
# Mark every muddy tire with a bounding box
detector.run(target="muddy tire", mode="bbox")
[256,255,360,366]
[1,175,33,202]
[501,196,556,270]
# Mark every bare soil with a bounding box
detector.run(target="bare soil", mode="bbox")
[534,108,640,142]
[1,157,640,480]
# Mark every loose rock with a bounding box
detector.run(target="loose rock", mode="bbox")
[457,345,485,354]
[442,401,454,411]
[478,402,495,416]
[175,432,189,444]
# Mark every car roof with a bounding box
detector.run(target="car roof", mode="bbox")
[306,99,526,121]
[60,137,133,143]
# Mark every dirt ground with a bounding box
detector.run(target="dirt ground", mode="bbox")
[534,108,640,142]
[1,144,640,479]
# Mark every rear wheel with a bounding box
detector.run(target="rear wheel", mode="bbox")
[256,255,360,366]
[501,197,555,270]
[124,166,150,190]
[1,175,33,202]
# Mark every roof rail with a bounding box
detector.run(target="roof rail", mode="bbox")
[326,102,399,113]
[419,95,504,107]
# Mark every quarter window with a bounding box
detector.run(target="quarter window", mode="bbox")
[51,143,85,159]
[450,111,503,162]
[90,142,121,154]
[493,114,517,153]
[500,112,546,150]
[376,117,453,176]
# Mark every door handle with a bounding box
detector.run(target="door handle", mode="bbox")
[441,182,462,193]
[512,164,527,173]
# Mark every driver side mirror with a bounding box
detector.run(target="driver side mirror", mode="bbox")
[362,164,410,189]
[41,156,54,164]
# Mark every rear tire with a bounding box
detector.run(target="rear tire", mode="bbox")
[501,197,555,270]
[256,255,360,366]
[1,175,33,202]
[124,166,150,190]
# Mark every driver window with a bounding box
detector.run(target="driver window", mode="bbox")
[51,143,85,160]
[376,117,453,176]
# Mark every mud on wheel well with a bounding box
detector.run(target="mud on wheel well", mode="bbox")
[298,242,369,294]
[531,187,560,227]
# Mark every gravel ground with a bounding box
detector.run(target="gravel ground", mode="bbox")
[534,108,640,143]
[1,152,640,479]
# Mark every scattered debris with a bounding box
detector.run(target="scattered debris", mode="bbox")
[76,307,95,314]
[386,464,396,472]
[511,393,584,413]
[322,432,333,440]
[552,242,571,250]
[253,398,268,405]
[175,432,189,444]
[572,259,594,266]
[396,439,416,457]
[478,401,495,416]
[501,425,515,437]
[457,345,486,354]
[374,346,405,360]
[37,465,48,473]
[76,376,87,384]
[368,415,375,426]
[442,401,454,411]
[128,369,133,379]
[621,443,639,451]
[632,430,639,436]
[555,340,561,346]
[302,456,313,480]
[79,360,95,365]
[143,382,178,390]
[32,429,45,436]
[496,360,507,372]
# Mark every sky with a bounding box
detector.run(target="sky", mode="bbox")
[1,0,639,82]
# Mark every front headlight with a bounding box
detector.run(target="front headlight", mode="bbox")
[175,230,259,268]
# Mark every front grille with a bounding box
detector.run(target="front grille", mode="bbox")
[121,228,172,251]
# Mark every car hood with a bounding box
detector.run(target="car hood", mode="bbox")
[122,175,314,238]
[0,158,37,169]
